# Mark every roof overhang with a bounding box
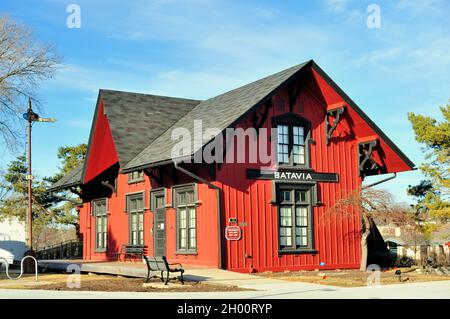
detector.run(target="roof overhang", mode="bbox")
[47,181,82,193]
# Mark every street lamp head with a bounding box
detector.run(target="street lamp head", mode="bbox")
[22,111,57,123]
[36,117,57,123]
[23,98,57,123]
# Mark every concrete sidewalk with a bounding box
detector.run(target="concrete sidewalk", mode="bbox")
[38,259,281,287]
[39,260,210,278]
[0,280,448,299]
[31,260,450,299]
[38,260,322,290]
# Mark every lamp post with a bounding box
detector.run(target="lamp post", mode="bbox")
[23,97,56,251]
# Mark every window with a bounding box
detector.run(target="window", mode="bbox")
[292,126,305,164]
[277,125,289,163]
[174,186,196,252]
[275,116,309,166]
[126,194,144,245]
[150,188,166,212]
[128,170,144,183]
[92,199,107,251]
[277,185,314,252]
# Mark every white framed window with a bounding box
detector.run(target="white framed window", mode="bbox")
[126,193,144,245]
[174,185,197,253]
[274,114,310,167]
[128,171,144,184]
[277,185,314,252]
[277,124,306,165]
[92,198,107,251]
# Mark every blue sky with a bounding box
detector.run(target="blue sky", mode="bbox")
[1,0,449,203]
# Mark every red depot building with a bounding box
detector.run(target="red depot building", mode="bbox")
[49,60,414,272]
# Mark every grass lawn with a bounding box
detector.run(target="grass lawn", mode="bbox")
[258,267,450,287]
[0,273,247,292]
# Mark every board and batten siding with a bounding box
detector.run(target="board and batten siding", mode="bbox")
[78,167,221,267]
[217,83,361,272]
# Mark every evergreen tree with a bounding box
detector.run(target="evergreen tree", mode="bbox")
[407,101,450,221]
[0,154,54,247]
[0,143,87,246]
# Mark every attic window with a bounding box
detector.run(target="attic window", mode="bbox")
[274,114,311,168]
[128,170,144,184]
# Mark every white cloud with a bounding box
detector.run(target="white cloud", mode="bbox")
[355,36,450,83]
[48,62,248,101]
[148,70,241,99]
[103,1,336,75]
[199,25,331,63]
[357,47,402,65]
[395,0,448,15]
[96,0,339,97]
[323,0,364,24]
[48,64,157,96]
[325,0,349,13]
[254,6,279,20]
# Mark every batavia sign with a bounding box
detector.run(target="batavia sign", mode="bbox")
[274,171,312,180]
[246,169,338,182]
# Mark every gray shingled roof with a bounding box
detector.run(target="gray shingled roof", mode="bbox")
[50,91,201,191]
[123,61,310,171]
[48,162,84,192]
[101,90,202,167]
[50,59,415,189]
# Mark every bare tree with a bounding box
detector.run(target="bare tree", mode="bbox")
[327,187,416,270]
[0,14,60,148]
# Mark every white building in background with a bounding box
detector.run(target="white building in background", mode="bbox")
[0,217,27,264]
[379,223,450,265]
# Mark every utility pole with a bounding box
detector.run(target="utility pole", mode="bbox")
[26,97,33,249]
[22,97,56,251]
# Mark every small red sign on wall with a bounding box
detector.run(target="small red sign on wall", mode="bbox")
[225,226,241,241]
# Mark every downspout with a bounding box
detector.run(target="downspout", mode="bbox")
[362,172,397,189]
[173,161,224,269]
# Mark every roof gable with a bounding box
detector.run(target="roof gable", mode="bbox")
[83,98,119,183]
[309,62,415,172]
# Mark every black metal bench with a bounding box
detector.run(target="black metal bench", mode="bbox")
[143,256,184,285]
[111,244,148,261]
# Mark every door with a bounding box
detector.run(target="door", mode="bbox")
[153,191,166,256]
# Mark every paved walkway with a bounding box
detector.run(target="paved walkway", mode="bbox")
[16,260,448,299]
[0,280,449,299]
[38,260,210,278]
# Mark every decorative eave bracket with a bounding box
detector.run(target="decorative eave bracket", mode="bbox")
[325,106,345,145]
[69,186,82,197]
[144,167,163,186]
[101,180,116,194]
[358,139,380,179]
[252,100,272,132]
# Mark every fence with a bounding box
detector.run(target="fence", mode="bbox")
[35,240,83,260]
[397,244,450,266]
